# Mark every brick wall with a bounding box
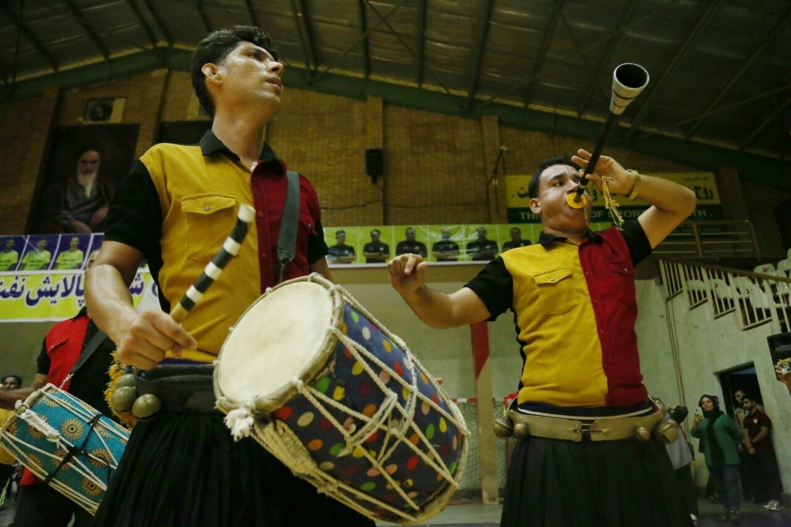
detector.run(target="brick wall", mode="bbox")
[0,87,59,234]
[0,68,787,257]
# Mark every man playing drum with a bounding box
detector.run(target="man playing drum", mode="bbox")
[388,152,697,527]
[86,26,373,527]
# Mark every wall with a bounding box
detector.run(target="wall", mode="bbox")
[2,67,787,258]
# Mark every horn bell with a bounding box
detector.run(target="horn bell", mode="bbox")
[610,63,650,115]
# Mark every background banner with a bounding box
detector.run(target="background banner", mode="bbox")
[0,269,155,322]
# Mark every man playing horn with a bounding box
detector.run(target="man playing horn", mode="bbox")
[388,151,697,527]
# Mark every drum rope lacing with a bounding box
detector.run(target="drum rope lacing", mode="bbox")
[215,275,471,523]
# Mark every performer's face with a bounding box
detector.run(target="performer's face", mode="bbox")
[36,239,47,251]
[70,237,79,250]
[4,240,13,251]
[336,232,346,244]
[530,164,591,234]
[216,41,284,115]
[510,228,521,241]
[406,229,416,241]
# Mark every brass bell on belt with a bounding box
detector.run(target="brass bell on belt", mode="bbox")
[493,415,514,438]
[633,426,651,442]
[131,394,162,420]
[110,386,138,413]
[653,421,678,445]
[513,421,530,440]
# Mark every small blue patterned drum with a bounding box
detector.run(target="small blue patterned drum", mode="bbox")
[0,384,129,514]
[214,274,469,524]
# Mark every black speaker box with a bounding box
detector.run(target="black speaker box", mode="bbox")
[365,148,384,177]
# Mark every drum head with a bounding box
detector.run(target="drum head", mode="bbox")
[217,281,333,404]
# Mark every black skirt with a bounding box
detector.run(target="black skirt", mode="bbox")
[91,411,375,527]
[500,436,695,527]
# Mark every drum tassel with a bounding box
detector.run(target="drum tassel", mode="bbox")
[224,405,255,441]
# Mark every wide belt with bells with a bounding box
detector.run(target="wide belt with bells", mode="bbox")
[493,401,678,445]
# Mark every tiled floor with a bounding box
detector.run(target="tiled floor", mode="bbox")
[1,497,788,526]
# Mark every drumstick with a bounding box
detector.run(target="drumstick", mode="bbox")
[169,204,256,322]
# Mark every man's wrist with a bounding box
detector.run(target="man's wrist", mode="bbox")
[627,170,641,200]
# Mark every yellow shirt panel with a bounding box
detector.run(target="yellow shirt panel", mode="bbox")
[141,144,261,360]
[502,243,609,407]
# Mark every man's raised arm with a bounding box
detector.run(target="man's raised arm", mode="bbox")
[573,149,696,248]
[388,254,490,329]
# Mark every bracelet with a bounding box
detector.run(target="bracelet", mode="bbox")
[627,170,641,200]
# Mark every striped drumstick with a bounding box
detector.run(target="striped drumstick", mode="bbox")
[169,204,256,323]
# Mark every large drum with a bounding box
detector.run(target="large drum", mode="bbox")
[0,384,129,514]
[214,274,469,524]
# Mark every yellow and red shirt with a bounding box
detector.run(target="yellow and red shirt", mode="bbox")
[105,131,328,360]
[466,221,651,409]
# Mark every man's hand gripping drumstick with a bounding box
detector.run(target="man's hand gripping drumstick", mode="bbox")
[86,205,256,370]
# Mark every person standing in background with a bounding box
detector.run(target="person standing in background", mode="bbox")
[691,395,742,523]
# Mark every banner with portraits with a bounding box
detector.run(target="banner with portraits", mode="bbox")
[324,224,572,265]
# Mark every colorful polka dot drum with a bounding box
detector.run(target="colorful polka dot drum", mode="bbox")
[0,384,129,514]
[271,302,466,521]
[215,275,469,523]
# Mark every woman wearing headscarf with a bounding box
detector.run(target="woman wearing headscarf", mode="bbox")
[690,394,742,523]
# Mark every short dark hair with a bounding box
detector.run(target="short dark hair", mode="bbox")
[335,229,346,235]
[191,26,278,119]
[371,229,381,236]
[528,155,581,198]
[77,147,100,160]
[740,393,755,403]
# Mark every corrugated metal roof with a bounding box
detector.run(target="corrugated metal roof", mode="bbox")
[1,0,789,160]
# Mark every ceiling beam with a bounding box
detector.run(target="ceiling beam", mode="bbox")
[310,0,407,85]
[473,0,680,112]
[0,3,59,72]
[685,7,791,140]
[195,0,211,34]
[290,0,318,75]
[363,0,459,104]
[522,0,565,108]
[358,0,371,79]
[576,0,638,117]
[125,0,157,49]
[628,0,723,135]
[635,82,791,140]
[465,0,494,109]
[739,96,791,150]
[62,0,110,60]
[243,0,260,27]
[416,0,426,87]
[140,0,171,46]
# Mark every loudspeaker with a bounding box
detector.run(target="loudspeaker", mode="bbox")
[365,148,384,180]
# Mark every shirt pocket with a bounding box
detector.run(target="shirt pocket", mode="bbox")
[534,268,578,315]
[607,261,637,307]
[182,194,238,263]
